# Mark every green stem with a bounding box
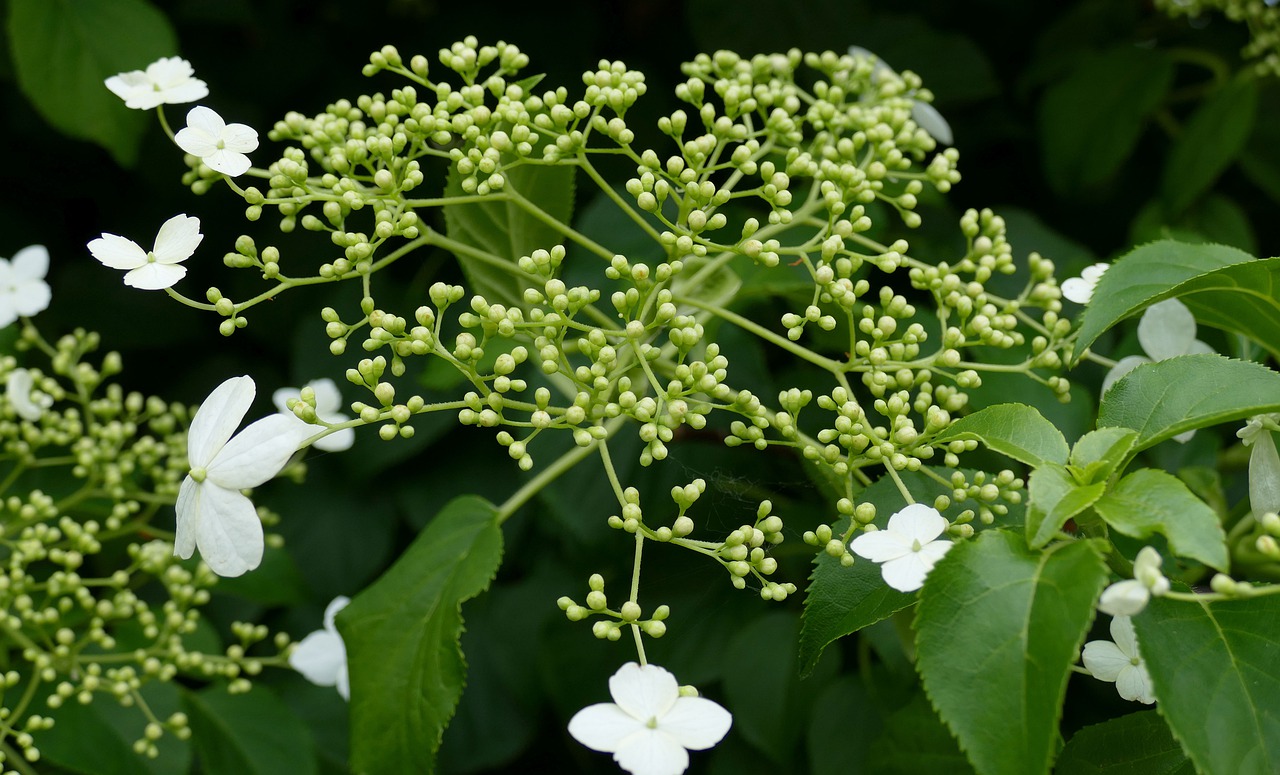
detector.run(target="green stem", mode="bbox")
[674,295,843,372]
[495,418,625,523]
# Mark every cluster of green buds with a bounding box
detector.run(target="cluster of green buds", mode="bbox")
[162,39,1077,652]
[0,323,294,765]
[1155,0,1280,76]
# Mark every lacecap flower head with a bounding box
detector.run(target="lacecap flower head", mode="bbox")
[105,56,208,110]
[569,662,732,775]
[0,245,52,328]
[176,376,310,577]
[88,214,202,290]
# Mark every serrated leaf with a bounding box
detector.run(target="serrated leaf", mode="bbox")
[7,0,177,166]
[932,403,1069,469]
[1092,468,1228,570]
[1134,596,1280,775]
[799,471,952,677]
[442,163,575,307]
[339,495,503,775]
[1040,46,1173,195]
[1056,711,1194,775]
[183,687,317,775]
[1073,240,1257,362]
[916,531,1107,775]
[1026,463,1106,548]
[1097,354,1280,451]
[1068,427,1138,485]
[1162,77,1258,215]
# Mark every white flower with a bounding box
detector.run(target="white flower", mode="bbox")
[1097,546,1169,617]
[1061,262,1109,304]
[272,379,355,452]
[0,245,52,328]
[290,596,351,700]
[849,503,953,593]
[87,214,202,291]
[175,106,259,177]
[176,376,309,577]
[104,56,208,110]
[849,46,953,145]
[1102,298,1213,442]
[569,662,732,775]
[5,369,52,422]
[1238,414,1280,518]
[1081,615,1156,704]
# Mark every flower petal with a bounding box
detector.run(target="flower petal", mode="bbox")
[1109,614,1139,656]
[885,503,948,543]
[11,245,48,281]
[6,369,42,422]
[335,663,350,701]
[911,101,952,146]
[1138,299,1196,361]
[879,552,933,592]
[610,662,678,722]
[1098,579,1150,617]
[613,729,691,775]
[88,234,148,270]
[184,105,226,137]
[289,629,346,687]
[309,379,343,413]
[202,149,252,177]
[659,697,732,750]
[323,596,350,632]
[188,376,255,467]
[192,483,263,577]
[569,703,644,753]
[1115,663,1156,704]
[220,122,259,154]
[174,126,218,157]
[206,413,306,489]
[174,476,199,559]
[1081,640,1129,681]
[916,538,953,567]
[1101,355,1150,396]
[11,278,51,318]
[152,214,202,264]
[849,529,913,564]
[123,263,187,291]
[1249,430,1280,517]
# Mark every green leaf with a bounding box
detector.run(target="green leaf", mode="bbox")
[1039,46,1173,195]
[442,162,575,307]
[7,0,177,166]
[916,531,1107,775]
[1057,711,1194,775]
[1092,468,1228,570]
[865,693,976,774]
[1131,194,1258,255]
[799,470,952,677]
[1135,596,1280,775]
[932,403,1069,469]
[1098,354,1280,450]
[1026,463,1106,549]
[1073,240,1257,362]
[1162,77,1258,216]
[1068,427,1138,485]
[340,495,504,775]
[183,686,317,775]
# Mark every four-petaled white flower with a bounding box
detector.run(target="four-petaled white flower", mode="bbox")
[850,503,953,593]
[0,245,52,328]
[105,56,208,110]
[1098,546,1169,617]
[569,662,732,775]
[1102,298,1213,443]
[5,369,52,422]
[175,106,259,177]
[1081,615,1156,705]
[176,376,309,577]
[88,214,203,291]
[1238,414,1280,518]
[273,379,355,452]
[290,596,351,700]
[848,46,953,145]
[1061,262,1109,304]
